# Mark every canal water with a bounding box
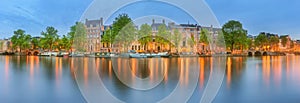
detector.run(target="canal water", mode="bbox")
[1,55,300,103]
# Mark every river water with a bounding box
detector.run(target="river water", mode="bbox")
[1,55,300,103]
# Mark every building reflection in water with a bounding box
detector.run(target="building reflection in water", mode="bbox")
[84,58,89,86]
[5,56,10,80]
[164,58,169,83]
[225,57,246,89]
[199,58,205,89]
[29,56,34,83]
[262,56,271,86]
[272,56,282,86]
[226,57,232,88]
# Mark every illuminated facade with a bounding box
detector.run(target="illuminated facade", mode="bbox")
[85,18,104,52]
[129,19,221,53]
[0,39,11,52]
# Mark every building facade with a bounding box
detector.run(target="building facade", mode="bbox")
[129,19,222,54]
[85,18,104,52]
[0,39,12,52]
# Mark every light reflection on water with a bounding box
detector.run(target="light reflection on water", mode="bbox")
[1,56,300,102]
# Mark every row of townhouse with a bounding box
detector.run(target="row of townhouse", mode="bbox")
[248,32,300,51]
[84,18,222,53]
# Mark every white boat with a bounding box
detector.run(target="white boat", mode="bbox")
[69,52,85,57]
[39,52,51,56]
[158,52,170,57]
[128,50,146,58]
[129,53,146,58]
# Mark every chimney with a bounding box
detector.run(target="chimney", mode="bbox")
[163,19,165,24]
[152,19,155,24]
[100,17,103,25]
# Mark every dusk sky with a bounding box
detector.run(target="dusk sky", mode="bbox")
[0,0,299,39]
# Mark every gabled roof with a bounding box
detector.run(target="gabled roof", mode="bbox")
[85,19,101,27]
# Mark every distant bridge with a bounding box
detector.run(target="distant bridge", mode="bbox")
[25,49,40,55]
[248,50,269,56]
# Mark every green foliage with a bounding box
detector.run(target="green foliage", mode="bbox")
[41,27,59,51]
[57,35,71,51]
[72,22,87,52]
[68,22,77,47]
[11,29,31,52]
[237,33,248,50]
[138,23,152,46]
[188,34,196,47]
[269,36,279,48]
[199,28,209,45]
[222,20,247,51]
[0,41,3,50]
[31,38,39,49]
[111,14,132,42]
[101,28,113,44]
[245,38,253,50]
[270,36,279,44]
[115,22,137,51]
[254,33,268,48]
[216,31,226,48]
[280,36,288,47]
[157,25,170,45]
[171,29,182,53]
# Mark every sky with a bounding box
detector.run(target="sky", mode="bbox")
[0,0,299,39]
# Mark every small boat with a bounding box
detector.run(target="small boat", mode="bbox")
[158,52,170,58]
[39,52,51,56]
[128,50,146,58]
[129,53,146,58]
[69,52,85,57]
[56,52,69,57]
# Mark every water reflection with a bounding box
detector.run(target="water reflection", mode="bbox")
[0,56,85,103]
[216,55,300,103]
[2,55,300,103]
[5,56,9,80]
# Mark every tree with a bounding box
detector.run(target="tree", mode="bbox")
[187,34,196,53]
[111,14,132,42]
[67,22,79,52]
[237,33,248,51]
[255,33,268,50]
[138,23,152,50]
[115,22,137,52]
[222,20,247,52]
[31,38,39,49]
[280,36,288,47]
[0,41,3,51]
[216,31,226,48]
[57,35,71,51]
[72,22,87,52]
[101,28,113,51]
[245,38,253,50]
[269,36,279,50]
[157,25,171,51]
[171,29,182,53]
[11,29,31,53]
[200,28,209,48]
[199,28,210,53]
[41,27,59,52]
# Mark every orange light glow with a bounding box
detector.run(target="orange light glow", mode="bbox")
[227,57,232,88]
[199,58,205,89]
[5,56,9,80]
